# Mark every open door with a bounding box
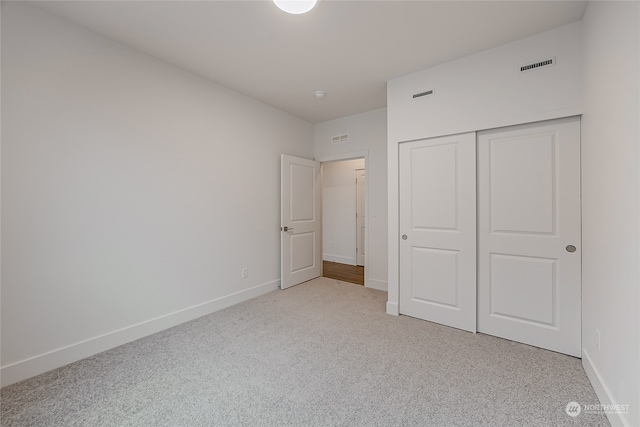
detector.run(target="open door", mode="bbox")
[281,154,322,289]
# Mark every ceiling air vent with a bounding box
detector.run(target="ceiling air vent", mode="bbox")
[332,134,349,144]
[413,89,434,99]
[520,57,555,73]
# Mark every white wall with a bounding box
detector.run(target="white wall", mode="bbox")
[322,158,365,266]
[386,22,584,314]
[315,108,387,291]
[581,2,639,426]
[1,2,314,386]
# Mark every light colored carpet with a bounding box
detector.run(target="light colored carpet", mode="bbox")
[1,277,608,426]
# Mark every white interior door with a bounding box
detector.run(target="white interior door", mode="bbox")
[399,133,477,332]
[477,117,581,357]
[281,154,322,289]
[356,169,365,266]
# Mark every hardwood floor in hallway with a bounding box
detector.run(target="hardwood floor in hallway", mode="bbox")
[322,261,364,285]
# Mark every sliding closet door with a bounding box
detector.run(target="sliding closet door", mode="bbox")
[477,117,581,356]
[399,133,476,333]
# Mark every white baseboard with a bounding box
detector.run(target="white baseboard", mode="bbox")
[0,280,280,387]
[322,254,356,265]
[386,301,399,316]
[582,348,629,427]
[366,278,388,292]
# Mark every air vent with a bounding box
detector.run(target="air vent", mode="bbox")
[413,90,434,99]
[332,134,349,144]
[520,57,555,73]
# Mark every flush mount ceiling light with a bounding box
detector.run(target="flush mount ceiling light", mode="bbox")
[314,90,325,99]
[273,0,318,15]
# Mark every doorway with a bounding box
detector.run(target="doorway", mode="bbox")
[320,157,366,285]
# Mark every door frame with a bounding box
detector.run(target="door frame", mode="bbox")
[316,150,370,287]
[355,168,366,266]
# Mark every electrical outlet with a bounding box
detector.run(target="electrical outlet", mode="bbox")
[330,242,335,249]
[596,329,601,351]
[241,268,249,279]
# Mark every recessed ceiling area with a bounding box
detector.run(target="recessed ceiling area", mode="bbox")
[32,1,588,124]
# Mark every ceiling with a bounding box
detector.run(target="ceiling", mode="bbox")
[32,1,588,124]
